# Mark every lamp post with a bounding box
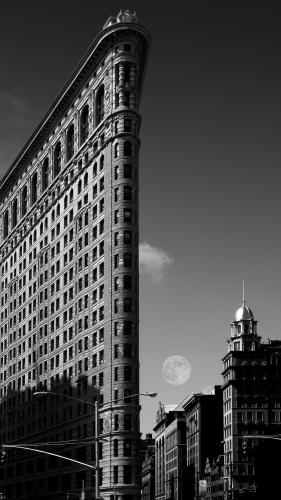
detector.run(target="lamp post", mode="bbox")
[34,390,157,500]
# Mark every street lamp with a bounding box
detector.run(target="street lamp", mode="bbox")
[33,390,157,500]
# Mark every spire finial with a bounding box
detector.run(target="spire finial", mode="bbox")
[243,280,245,305]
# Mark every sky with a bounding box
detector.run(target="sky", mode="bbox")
[1,1,281,434]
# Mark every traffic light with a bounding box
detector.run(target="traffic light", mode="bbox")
[242,438,248,455]
[0,449,6,464]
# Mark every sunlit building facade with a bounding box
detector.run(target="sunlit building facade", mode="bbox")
[0,10,149,500]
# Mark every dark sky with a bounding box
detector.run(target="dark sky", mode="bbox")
[1,2,281,433]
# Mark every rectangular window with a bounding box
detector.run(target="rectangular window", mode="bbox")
[124,186,132,201]
[124,298,132,312]
[114,254,119,269]
[113,440,118,457]
[123,465,132,484]
[124,365,132,381]
[124,414,132,431]
[92,354,97,368]
[124,209,132,223]
[124,276,132,290]
[124,344,132,358]
[113,465,118,484]
[124,440,132,457]
[124,231,132,245]
[124,253,132,268]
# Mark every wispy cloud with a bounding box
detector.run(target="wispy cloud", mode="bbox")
[0,89,31,178]
[139,242,174,283]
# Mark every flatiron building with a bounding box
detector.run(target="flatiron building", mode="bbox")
[0,10,149,500]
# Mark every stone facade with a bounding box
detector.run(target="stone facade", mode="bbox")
[154,403,187,500]
[0,11,150,500]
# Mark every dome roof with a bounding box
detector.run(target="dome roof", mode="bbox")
[234,303,254,322]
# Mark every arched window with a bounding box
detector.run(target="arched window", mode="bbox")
[31,172,38,205]
[12,198,18,229]
[66,124,74,161]
[96,85,104,125]
[54,142,62,177]
[21,186,28,217]
[42,158,49,192]
[80,105,89,144]
[124,141,132,156]
[3,210,9,239]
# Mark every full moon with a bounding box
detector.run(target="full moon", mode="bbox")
[162,355,191,385]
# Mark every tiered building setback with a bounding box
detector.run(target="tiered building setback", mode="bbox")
[0,10,150,500]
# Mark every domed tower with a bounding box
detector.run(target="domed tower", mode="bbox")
[228,299,261,352]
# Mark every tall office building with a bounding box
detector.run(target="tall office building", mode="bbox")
[222,301,281,498]
[0,10,150,500]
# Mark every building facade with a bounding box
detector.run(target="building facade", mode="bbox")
[141,434,155,500]
[183,387,223,500]
[154,402,187,500]
[0,9,149,500]
[222,301,281,498]
[204,456,224,500]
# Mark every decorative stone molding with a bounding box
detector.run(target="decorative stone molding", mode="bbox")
[103,9,138,29]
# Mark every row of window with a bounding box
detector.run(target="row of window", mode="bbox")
[2,86,105,238]
[2,110,136,246]
[1,357,136,387]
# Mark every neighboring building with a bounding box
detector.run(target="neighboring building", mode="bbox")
[0,9,150,500]
[141,433,155,500]
[154,403,176,500]
[183,386,223,500]
[204,456,224,500]
[154,402,188,500]
[222,300,281,498]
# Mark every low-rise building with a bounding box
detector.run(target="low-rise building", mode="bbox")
[141,434,155,500]
[154,402,187,500]
[204,456,224,499]
[183,386,223,499]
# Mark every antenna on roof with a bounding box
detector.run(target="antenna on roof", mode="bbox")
[243,280,245,305]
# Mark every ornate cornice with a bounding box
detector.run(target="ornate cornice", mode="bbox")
[0,22,150,200]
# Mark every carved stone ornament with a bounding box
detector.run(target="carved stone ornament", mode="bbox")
[116,9,138,24]
[103,9,138,29]
[103,415,111,431]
